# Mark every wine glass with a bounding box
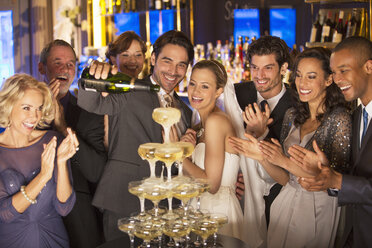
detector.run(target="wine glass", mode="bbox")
[174,141,194,176]
[154,144,183,182]
[118,217,137,248]
[194,178,210,210]
[210,213,228,246]
[138,143,161,180]
[134,221,162,248]
[192,217,218,248]
[173,183,199,216]
[152,107,181,143]
[163,218,191,247]
[128,180,147,216]
[143,183,168,217]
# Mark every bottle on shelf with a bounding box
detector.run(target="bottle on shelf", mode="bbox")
[321,10,333,43]
[346,9,358,38]
[130,0,136,12]
[79,67,160,93]
[215,40,222,63]
[229,36,235,67]
[148,0,155,10]
[171,0,176,9]
[155,0,162,10]
[163,0,171,10]
[332,10,344,43]
[180,0,187,9]
[113,0,122,14]
[309,12,322,43]
[123,0,130,13]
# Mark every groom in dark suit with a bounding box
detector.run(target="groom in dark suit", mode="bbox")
[78,30,194,241]
[299,37,372,248]
[38,40,107,248]
[234,36,294,229]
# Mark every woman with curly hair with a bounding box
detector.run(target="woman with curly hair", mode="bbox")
[0,74,78,248]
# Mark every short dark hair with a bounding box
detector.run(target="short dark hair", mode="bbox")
[290,47,349,125]
[333,36,372,66]
[192,60,227,89]
[105,31,146,64]
[247,36,291,68]
[39,39,77,64]
[152,30,194,65]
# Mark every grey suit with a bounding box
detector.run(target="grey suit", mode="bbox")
[339,105,372,248]
[77,76,192,240]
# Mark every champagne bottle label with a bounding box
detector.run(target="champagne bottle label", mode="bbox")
[322,25,330,37]
[332,32,342,43]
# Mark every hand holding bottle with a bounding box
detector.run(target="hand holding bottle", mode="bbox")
[89,60,118,80]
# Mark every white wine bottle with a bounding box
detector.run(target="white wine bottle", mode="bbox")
[79,67,160,93]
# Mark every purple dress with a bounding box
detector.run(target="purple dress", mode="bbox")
[0,130,76,248]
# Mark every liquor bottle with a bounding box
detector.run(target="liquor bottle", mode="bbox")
[113,0,122,14]
[163,0,171,10]
[180,0,186,9]
[332,10,344,43]
[309,12,322,42]
[229,36,235,67]
[171,0,176,9]
[321,11,333,42]
[123,0,130,13]
[79,67,160,93]
[346,9,358,38]
[215,40,222,63]
[148,0,155,10]
[155,0,162,10]
[130,0,136,12]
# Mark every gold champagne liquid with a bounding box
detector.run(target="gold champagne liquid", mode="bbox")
[152,107,181,127]
[118,223,135,233]
[154,148,183,165]
[176,142,194,159]
[134,227,161,241]
[128,186,145,198]
[192,224,218,240]
[215,217,228,226]
[163,227,190,238]
[143,188,168,201]
[138,143,160,160]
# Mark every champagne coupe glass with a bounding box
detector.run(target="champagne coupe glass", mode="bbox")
[161,180,181,221]
[154,144,183,182]
[174,142,194,176]
[138,143,161,180]
[128,180,147,218]
[134,221,162,248]
[152,107,181,143]
[192,218,218,248]
[210,213,228,246]
[194,178,210,211]
[118,217,137,248]
[173,183,199,216]
[188,209,210,247]
[163,218,191,247]
[143,183,168,217]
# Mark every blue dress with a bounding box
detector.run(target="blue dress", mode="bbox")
[0,130,76,248]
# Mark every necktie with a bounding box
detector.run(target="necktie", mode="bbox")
[260,100,268,112]
[362,108,369,141]
[163,94,174,108]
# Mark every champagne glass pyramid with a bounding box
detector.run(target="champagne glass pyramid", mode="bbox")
[174,142,194,176]
[152,107,181,143]
[128,180,147,218]
[118,217,137,248]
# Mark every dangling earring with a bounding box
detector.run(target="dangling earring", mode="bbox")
[7,121,11,129]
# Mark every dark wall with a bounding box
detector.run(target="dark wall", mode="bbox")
[193,0,312,48]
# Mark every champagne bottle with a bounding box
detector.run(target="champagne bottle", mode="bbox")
[79,67,160,93]
[332,10,344,43]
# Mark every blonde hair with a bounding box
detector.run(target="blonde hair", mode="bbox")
[0,74,55,128]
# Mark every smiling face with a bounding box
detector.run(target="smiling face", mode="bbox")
[331,48,372,105]
[39,45,76,97]
[151,44,189,94]
[295,57,331,107]
[187,68,223,112]
[250,54,287,99]
[111,40,145,78]
[10,89,43,136]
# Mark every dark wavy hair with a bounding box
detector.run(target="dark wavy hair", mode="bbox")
[289,47,349,126]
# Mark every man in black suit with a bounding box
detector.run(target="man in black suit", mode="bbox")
[78,30,194,241]
[298,37,372,248]
[231,36,293,248]
[38,40,106,248]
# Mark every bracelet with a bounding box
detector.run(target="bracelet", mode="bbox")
[20,185,37,204]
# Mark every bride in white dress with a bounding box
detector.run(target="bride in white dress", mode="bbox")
[178,59,246,243]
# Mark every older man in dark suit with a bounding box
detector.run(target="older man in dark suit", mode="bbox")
[77,30,194,241]
[296,37,372,248]
[38,40,107,248]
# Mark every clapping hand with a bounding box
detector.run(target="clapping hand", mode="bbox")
[41,136,57,180]
[243,103,273,138]
[259,138,287,167]
[228,133,263,161]
[288,140,328,176]
[57,128,79,164]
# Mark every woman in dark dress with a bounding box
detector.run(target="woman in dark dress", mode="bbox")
[0,74,78,247]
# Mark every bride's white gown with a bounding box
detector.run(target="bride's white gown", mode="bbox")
[191,143,247,243]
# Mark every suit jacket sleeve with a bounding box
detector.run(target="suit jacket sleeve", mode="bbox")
[339,175,372,205]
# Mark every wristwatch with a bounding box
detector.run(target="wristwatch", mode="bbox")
[327,188,339,197]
